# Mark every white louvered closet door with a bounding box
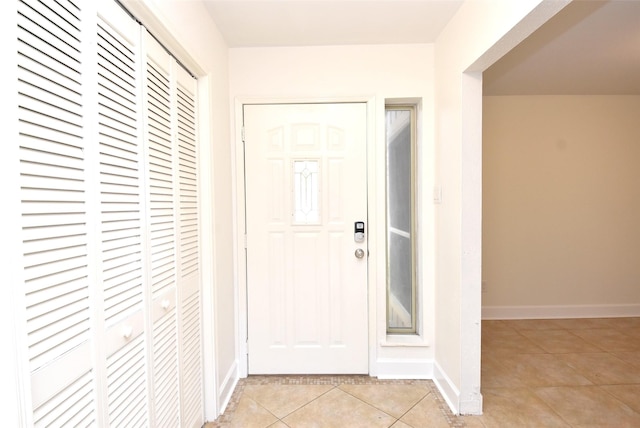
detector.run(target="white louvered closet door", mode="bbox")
[144,31,181,428]
[143,31,202,428]
[97,2,149,427]
[17,0,96,425]
[14,0,203,426]
[176,63,203,428]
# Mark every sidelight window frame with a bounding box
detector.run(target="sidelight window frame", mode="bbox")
[385,104,417,334]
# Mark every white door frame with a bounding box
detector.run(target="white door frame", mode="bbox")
[233,96,379,378]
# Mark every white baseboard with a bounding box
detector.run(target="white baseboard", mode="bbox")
[433,361,460,415]
[375,358,434,379]
[482,304,640,320]
[217,360,239,416]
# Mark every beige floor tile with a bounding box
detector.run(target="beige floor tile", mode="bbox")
[482,332,546,355]
[399,393,451,428]
[519,329,603,353]
[479,387,570,427]
[461,415,487,427]
[613,351,640,370]
[482,320,518,334]
[339,383,429,418]
[559,352,640,385]
[623,327,640,339]
[550,317,621,330]
[481,367,523,390]
[242,384,334,418]
[504,319,566,331]
[505,353,593,387]
[535,385,640,427]
[282,387,396,428]
[598,317,640,329]
[481,353,528,388]
[226,395,279,428]
[571,328,640,352]
[481,326,521,342]
[601,384,640,413]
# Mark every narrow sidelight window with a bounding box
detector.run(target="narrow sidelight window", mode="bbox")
[386,105,417,333]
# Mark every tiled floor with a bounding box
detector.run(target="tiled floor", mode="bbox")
[477,317,640,427]
[206,376,462,427]
[208,317,640,427]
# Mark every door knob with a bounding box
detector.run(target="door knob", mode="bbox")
[355,248,365,259]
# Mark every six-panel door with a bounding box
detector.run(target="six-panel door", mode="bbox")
[244,103,369,374]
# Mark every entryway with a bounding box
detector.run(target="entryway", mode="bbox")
[243,103,369,374]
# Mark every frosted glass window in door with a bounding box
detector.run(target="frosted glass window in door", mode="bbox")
[386,107,416,333]
[293,160,320,224]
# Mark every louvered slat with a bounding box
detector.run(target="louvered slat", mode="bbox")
[177,77,199,280]
[32,371,95,426]
[18,0,82,84]
[180,292,202,427]
[107,335,148,427]
[146,56,176,298]
[153,310,180,427]
[97,12,143,327]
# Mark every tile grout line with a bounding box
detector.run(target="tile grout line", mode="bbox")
[334,385,399,426]
[391,390,433,427]
[524,384,576,428]
[276,384,340,424]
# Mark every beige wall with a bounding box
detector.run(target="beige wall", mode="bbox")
[483,95,640,317]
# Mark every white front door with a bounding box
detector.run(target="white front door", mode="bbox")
[244,103,368,374]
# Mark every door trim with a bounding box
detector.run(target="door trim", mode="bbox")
[233,97,378,378]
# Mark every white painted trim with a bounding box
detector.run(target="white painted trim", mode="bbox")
[233,99,248,378]
[363,96,386,376]
[460,394,484,416]
[2,2,30,424]
[483,304,640,320]
[458,70,484,418]
[216,361,239,416]
[198,75,219,420]
[459,385,483,416]
[433,361,460,416]
[375,358,433,379]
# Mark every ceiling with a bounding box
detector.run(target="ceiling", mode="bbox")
[203,0,640,95]
[202,0,463,47]
[484,0,640,95]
